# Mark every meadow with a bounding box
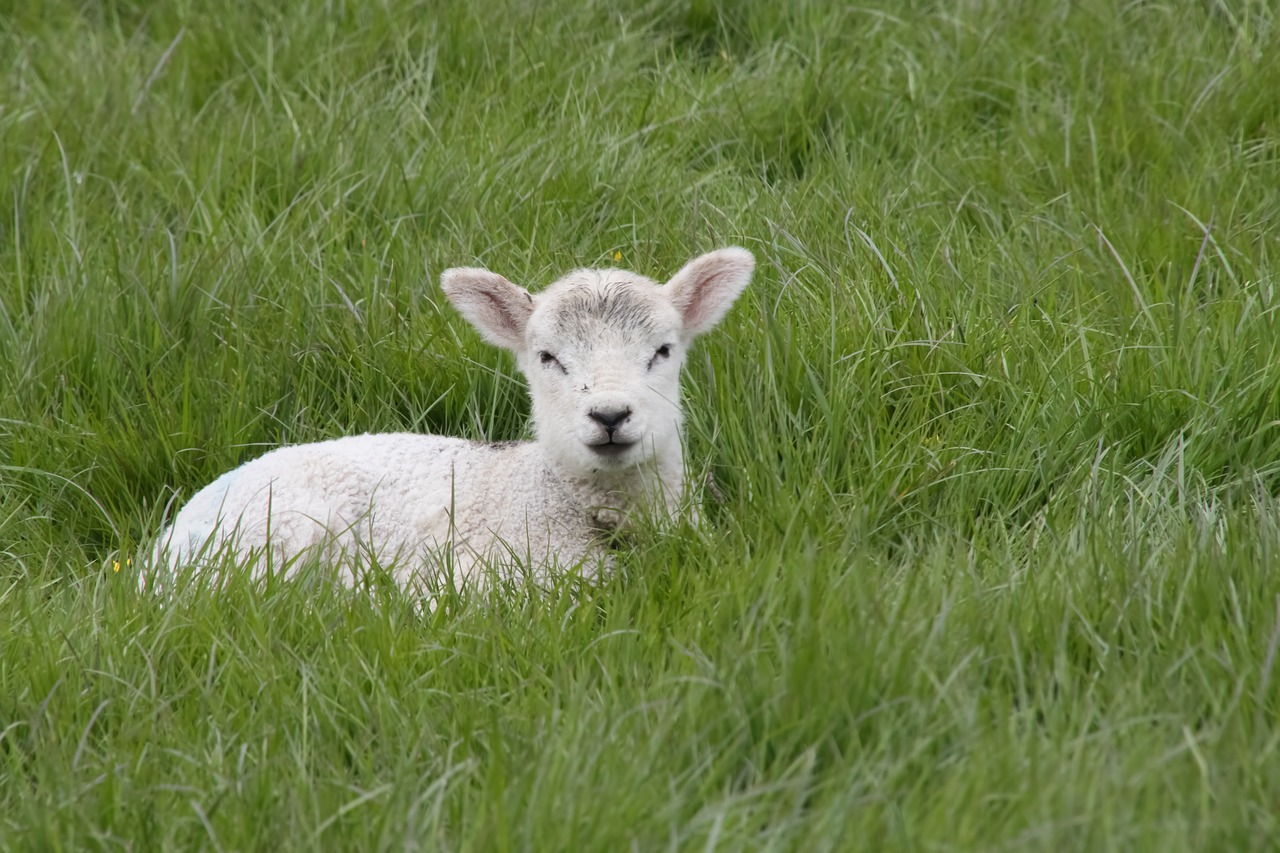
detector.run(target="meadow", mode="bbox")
[2,0,1280,848]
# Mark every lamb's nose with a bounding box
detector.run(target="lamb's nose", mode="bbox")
[589,407,632,433]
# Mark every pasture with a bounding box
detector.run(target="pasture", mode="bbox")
[2,1,1279,848]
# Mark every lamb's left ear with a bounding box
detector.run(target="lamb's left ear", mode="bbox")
[441,267,534,351]
[663,247,754,337]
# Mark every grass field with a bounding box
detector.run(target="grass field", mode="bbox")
[3,0,1280,848]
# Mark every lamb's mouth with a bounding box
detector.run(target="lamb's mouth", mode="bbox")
[587,440,637,459]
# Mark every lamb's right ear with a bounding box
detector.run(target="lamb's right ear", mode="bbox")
[440,267,534,351]
[663,247,755,338]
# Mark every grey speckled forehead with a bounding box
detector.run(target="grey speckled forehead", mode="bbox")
[538,269,673,339]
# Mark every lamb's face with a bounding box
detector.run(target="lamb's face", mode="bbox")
[441,247,754,481]
[521,271,687,477]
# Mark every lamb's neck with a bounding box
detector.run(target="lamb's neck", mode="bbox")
[548,451,685,532]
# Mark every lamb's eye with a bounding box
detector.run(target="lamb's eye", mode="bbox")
[648,344,673,370]
[539,351,566,373]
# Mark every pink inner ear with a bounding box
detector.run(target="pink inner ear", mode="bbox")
[474,284,532,348]
[482,289,522,331]
[442,269,533,350]
[680,270,733,328]
[668,249,754,336]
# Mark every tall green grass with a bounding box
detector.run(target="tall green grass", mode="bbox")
[3,0,1279,848]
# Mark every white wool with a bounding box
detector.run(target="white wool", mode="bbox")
[148,247,754,590]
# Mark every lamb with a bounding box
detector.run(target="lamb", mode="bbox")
[145,247,754,591]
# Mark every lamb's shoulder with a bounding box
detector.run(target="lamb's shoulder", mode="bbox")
[352,437,606,580]
[434,440,570,529]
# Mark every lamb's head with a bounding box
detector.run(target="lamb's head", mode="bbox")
[441,248,754,479]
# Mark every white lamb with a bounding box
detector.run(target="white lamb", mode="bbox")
[146,247,754,590]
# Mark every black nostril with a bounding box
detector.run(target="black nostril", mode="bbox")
[589,407,632,431]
